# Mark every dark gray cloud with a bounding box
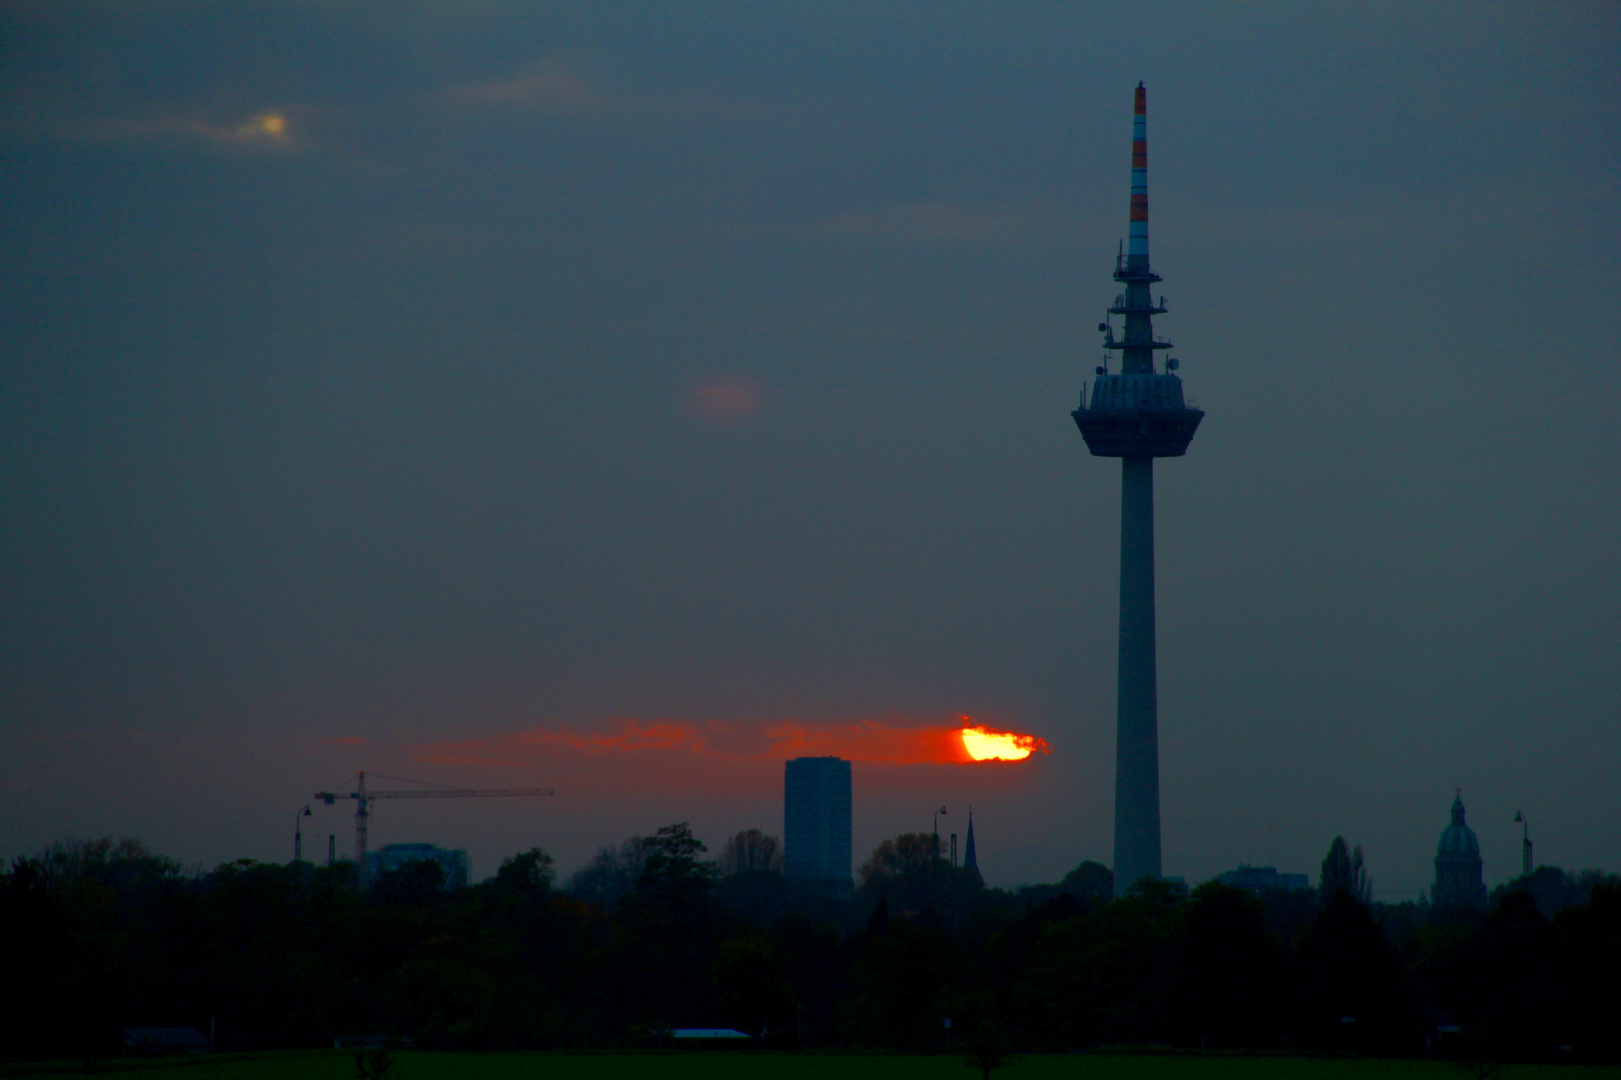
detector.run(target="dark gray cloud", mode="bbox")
[2,2,1617,892]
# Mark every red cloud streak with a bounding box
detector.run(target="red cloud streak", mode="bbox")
[412,716,1045,768]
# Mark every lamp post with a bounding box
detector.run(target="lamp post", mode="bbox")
[1513,810,1532,878]
[932,806,947,863]
[294,805,311,862]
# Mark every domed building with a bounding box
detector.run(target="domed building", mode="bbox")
[1432,794,1488,909]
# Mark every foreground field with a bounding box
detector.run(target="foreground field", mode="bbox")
[4,1052,1613,1080]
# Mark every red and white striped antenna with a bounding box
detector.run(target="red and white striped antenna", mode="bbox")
[1127,82,1149,273]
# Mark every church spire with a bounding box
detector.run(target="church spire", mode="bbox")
[963,807,980,879]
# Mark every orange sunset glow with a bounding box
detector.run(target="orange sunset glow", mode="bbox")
[960,723,1050,761]
[411,715,1049,768]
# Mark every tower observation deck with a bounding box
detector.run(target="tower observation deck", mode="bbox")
[1072,84,1203,893]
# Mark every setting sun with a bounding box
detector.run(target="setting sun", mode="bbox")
[960,723,1049,761]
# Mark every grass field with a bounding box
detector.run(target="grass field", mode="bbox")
[4,1051,1612,1080]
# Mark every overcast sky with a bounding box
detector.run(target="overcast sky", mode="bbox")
[3,2,1617,896]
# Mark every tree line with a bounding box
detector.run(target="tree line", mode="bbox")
[2,829,1617,1063]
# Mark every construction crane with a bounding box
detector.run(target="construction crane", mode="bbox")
[315,771,554,886]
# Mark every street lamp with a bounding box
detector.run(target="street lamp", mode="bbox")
[1513,810,1532,878]
[932,806,947,862]
[294,805,312,862]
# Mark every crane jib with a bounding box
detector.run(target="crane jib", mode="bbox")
[314,788,555,801]
[364,788,555,799]
[308,782,556,882]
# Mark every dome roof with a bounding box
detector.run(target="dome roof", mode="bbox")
[1437,795,1481,857]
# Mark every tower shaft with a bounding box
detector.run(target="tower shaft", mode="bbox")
[1114,457,1161,886]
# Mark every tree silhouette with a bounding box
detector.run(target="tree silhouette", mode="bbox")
[11,829,1618,1060]
[860,834,936,888]
[719,829,783,876]
[1058,860,1114,903]
[868,895,891,934]
[635,822,718,910]
[713,933,792,1037]
[354,1045,393,1079]
[1320,836,1370,904]
[1553,881,1621,1063]
[847,920,957,1049]
[616,823,722,1028]
[493,848,554,896]
[565,836,648,911]
[1176,883,1282,1049]
[1293,890,1408,1052]
[962,1017,1012,1080]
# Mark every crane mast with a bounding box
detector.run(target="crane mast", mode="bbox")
[315,771,555,887]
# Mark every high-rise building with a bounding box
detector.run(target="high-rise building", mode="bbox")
[1073,84,1204,893]
[1432,794,1488,909]
[784,756,852,888]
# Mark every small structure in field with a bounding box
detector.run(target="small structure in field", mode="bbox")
[123,1028,209,1054]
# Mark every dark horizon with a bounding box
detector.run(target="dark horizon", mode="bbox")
[2,3,1618,895]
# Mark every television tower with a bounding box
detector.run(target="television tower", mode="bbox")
[1073,84,1203,892]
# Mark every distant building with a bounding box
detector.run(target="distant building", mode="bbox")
[1216,865,1309,894]
[364,842,468,889]
[670,1029,751,1040]
[1432,794,1488,909]
[784,756,852,889]
[123,1028,209,1054]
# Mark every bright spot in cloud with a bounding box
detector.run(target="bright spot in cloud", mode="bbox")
[450,64,608,114]
[691,377,763,422]
[960,723,1049,762]
[241,112,287,140]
